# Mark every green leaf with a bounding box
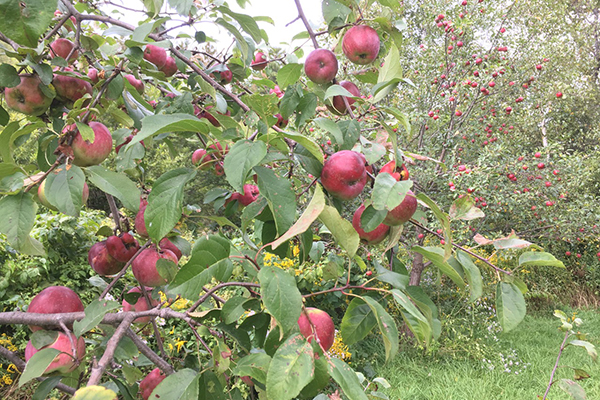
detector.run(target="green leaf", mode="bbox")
[318,205,360,258]
[405,286,442,340]
[255,166,297,236]
[360,205,387,233]
[169,235,232,300]
[362,296,398,362]
[378,44,403,83]
[218,7,263,44]
[216,17,249,61]
[496,282,526,332]
[412,246,465,289]
[71,386,119,400]
[569,340,597,362]
[558,379,587,400]
[456,251,483,302]
[389,289,432,344]
[0,0,56,47]
[0,191,44,256]
[142,0,163,17]
[169,0,194,16]
[322,0,351,25]
[341,298,377,346]
[259,265,302,335]
[449,195,485,221]
[277,64,303,90]
[338,120,361,151]
[45,164,86,217]
[324,84,358,100]
[221,296,250,325]
[279,131,324,164]
[0,104,8,126]
[371,175,412,211]
[270,185,325,250]
[416,193,452,259]
[19,348,60,386]
[519,251,565,268]
[266,335,314,400]
[150,368,199,400]
[146,168,196,242]
[130,114,209,147]
[233,353,271,384]
[85,166,140,212]
[295,92,317,128]
[327,358,369,400]
[73,299,120,337]
[224,140,267,193]
[0,121,45,163]
[156,258,178,283]
[32,376,62,400]
[75,122,95,143]
[373,261,408,290]
[314,118,343,144]
[245,93,279,125]
[0,64,20,88]
[30,331,58,350]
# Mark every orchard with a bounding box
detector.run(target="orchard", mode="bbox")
[0,0,598,399]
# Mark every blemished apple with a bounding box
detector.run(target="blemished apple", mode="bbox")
[139,368,166,400]
[132,247,179,287]
[38,179,89,211]
[352,204,390,244]
[297,307,335,351]
[227,184,260,207]
[106,233,140,263]
[25,332,86,375]
[320,150,367,201]
[49,38,78,62]
[304,48,338,84]
[124,74,144,95]
[68,121,113,167]
[342,25,380,65]
[143,44,167,69]
[380,160,410,181]
[250,52,268,70]
[4,74,54,116]
[88,240,126,276]
[52,68,93,104]
[274,113,288,128]
[160,56,178,77]
[328,81,360,115]
[122,287,159,324]
[384,190,418,226]
[26,286,85,331]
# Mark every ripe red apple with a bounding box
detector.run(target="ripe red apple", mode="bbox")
[210,65,233,84]
[352,204,390,244]
[49,38,78,62]
[25,332,86,375]
[159,237,182,260]
[320,150,367,200]
[304,48,338,84]
[38,179,89,211]
[132,247,178,287]
[122,287,159,324]
[556,92,563,98]
[384,190,418,226]
[69,121,113,167]
[53,68,93,104]
[88,241,126,276]
[27,286,85,331]
[143,44,167,69]
[192,149,213,170]
[106,232,140,263]
[140,368,166,400]
[380,160,410,181]
[250,52,268,70]
[160,56,178,77]
[297,308,335,351]
[232,184,260,207]
[329,81,360,115]
[342,25,380,65]
[4,74,53,116]
[124,74,144,95]
[135,198,149,237]
[87,68,99,83]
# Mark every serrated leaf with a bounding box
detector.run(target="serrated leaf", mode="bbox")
[341,298,377,346]
[259,265,302,336]
[455,251,483,302]
[156,258,178,283]
[32,376,62,400]
[146,168,196,242]
[216,17,249,62]
[0,0,56,47]
[360,205,387,233]
[233,353,271,384]
[73,299,120,337]
[218,7,262,44]
[322,0,351,25]
[324,84,358,101]
[371,175,412,211]
[277,63,303,90]
[412,246,465,289]
[75,122,95,143]
[0,191,44,255]
[129,114,209,148]
[150,368,199,400]
[85,166,140,212]
[519,251,565,268]
[327,358,369,400]
[318,205,360,258]
[279,131,324,164]
[223,140,266,193]
[362,296,399,362]
[314,118,343,144]
[221,296,249,325]
[19,348,60,386]
[71,386,119,400]
[266,335,314,400]
[496,282,526,332]
[389,289,432,344]
[245,93,279,125]
[45,164,86,217]
[270,185,325,250]
[0,64,20,88]
[255,166,296,236]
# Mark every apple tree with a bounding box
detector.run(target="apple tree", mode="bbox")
[0,0,569,399]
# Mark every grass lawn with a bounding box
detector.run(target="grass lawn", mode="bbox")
[374,309,600,400]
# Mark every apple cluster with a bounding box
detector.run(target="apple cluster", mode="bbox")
[192,142,229,175]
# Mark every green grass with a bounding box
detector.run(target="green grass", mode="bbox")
[373,309,600,400]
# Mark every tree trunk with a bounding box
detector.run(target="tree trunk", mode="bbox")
[409,251,425,286]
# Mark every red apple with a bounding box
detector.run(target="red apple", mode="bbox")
[53,68,93,104]
[49,38,78,62]
[124,74,144,95]
[250,52,268,70]
[304,48,338,84]
[380,161,410,181]
[297,307,335,351]
[87,68,99,83]
[88,241,126,276]
[384,190,418,226]
[139,368,166,400]
[27,286,85,331]
[25,332,86,374]
[352,204,390,244]
[135,198,149,237]
[132,247,178,287]
[237,184,260,206]
[122,287,159,324]
[342,25,380,65]
[329,81,360,115]
[106,233,140,263]
[4,74,53,116]
[320,150,367,200]
[275,113,288,128]
[210,65,233,84]
[192,149,213,169]
[69,121,113,167]
[160,56,178,77]
[159,237,182,260]
[143,44,167,69]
